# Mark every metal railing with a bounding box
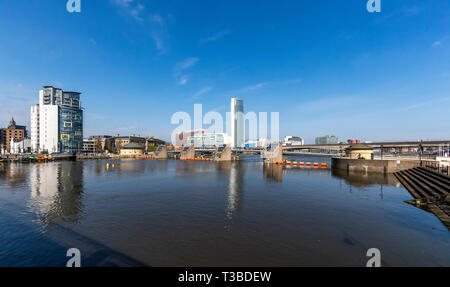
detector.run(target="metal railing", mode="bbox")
[421,160,450,176]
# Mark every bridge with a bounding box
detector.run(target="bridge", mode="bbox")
[284,140,450,152]
[168,140,450,155]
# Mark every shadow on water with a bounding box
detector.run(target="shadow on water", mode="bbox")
[0,161,148,267]
[0,209,148,267]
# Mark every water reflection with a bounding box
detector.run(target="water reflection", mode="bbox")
[263,165,283,183]
[227,162,245,219]
[92,159,169,177]
[0,163,27,188]
[29,162,84,225]
[331,169,400,188]
[0,159,449,267]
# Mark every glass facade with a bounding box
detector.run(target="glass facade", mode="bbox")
[58,107,83,154]
[187,133,228,148]
[315,135,339,145]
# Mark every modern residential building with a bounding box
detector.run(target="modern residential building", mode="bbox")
[187,132,231,148]
[315,135,339,145]
[31,86,83,154]
[0,118,27,153]
[231,98,244,148]
[82,139,96,154]
[283,136,304,146]
[174,129,206,147]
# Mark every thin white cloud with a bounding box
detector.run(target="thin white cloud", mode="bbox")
[111,0,167,53]
[175,57,199,74]
[193,86,213,99]
[200,30,231,44]
[178,75,189,86]
[174,57,199,85]
[432,35,448,47]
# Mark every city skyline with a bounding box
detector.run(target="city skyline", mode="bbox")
[0,1,449,144]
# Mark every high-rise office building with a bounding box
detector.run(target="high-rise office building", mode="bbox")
[31,86,83,154]
[231,98,244,148]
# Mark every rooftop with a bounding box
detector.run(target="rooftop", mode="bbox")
[121,142,145,150]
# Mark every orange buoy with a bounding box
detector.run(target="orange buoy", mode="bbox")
[293,161,298,166]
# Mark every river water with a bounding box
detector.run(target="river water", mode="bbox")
[0,156,449,267]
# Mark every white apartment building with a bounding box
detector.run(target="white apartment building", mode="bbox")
[30,105,40,153]
[31,86,83,154]
[231,98,244,148]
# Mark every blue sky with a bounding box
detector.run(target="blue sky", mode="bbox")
[0,0,449,143]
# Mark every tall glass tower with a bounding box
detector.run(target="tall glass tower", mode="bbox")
[231,98,244,148]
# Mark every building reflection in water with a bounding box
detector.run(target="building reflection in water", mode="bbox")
[331,169,401,198]
[263,165,283,183]
[215,162,245,219]
[92,159,169,177]
[0,163,27,188]
[29,162,84,225]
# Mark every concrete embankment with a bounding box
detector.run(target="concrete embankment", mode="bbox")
[331,157,420,174]
[394,167,450,229]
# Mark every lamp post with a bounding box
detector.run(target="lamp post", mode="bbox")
[419,143,423,166]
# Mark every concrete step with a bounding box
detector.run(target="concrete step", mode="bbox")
[396,171,429,199]
[394,172,423,200]
[403,169,444,198]
[417,167,450,185]
[409,168,450,194]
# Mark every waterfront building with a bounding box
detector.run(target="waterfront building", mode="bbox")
[120,142,145,156]
[174,129,206,147]
[187,132,231,148]
[283,136,304,146]
[315,135,339,145]
[114,134,145,151]
[30,86,83,154]
[0,118,27,153]
[145,136,166,151]
[231,98,244,148]
[345,144,374,160]
[82,139,96,154]
[245,139,269,148]
[10,138,31,154]
[88,135,113,153]
[112,135,165,154]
